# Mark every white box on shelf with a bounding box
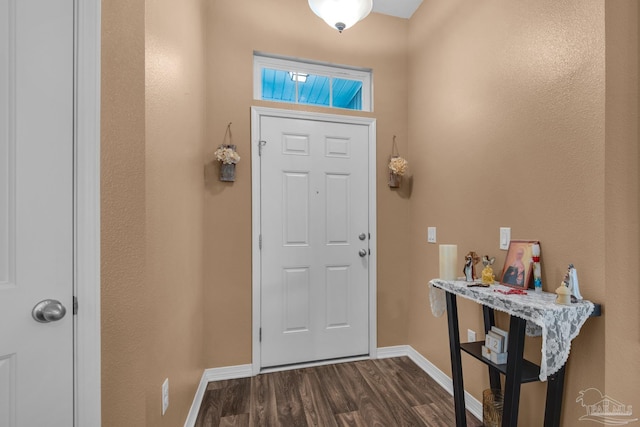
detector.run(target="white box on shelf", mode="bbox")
[482,345,492,360]
[490,351,508,365]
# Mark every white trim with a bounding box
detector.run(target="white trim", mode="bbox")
[376,345,412,359]
[377,346,483,421]
[250,107,262,376]
[184,371,208,427]
[183,365,253,427]
[367,118,378,359]
[202,364,254,382]
[73,0,101,425]
[250,106,377,374]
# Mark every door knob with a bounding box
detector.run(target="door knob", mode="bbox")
[32,299,67,323]
[359,249,367,257]
[358,233,367,241]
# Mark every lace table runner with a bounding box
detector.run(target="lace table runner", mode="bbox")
[429,279,595,381]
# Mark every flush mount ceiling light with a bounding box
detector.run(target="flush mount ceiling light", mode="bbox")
[308,0,373,33]
[288,71,309,82]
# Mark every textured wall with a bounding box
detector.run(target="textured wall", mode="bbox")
[406,1,606,425]
[100,1,638,425]
[144,0,207,424]
[101,1,149,425]
[604,0,640,414]
[101,0,207,425]
[203,0,411,367]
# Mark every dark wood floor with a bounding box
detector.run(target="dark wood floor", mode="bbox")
[195,356,482,426]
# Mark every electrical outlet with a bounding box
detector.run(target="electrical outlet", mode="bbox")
[500,227,511,250]
[162,378,169,415]
[467,329,477,343]
[427,227,437,243]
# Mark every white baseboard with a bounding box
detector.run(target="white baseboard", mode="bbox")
[184,348,482,425]
[183,364,252,427]
[377,345,412,359]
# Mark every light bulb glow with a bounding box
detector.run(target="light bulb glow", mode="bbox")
[308,0,373,32]
[288,72,309,82]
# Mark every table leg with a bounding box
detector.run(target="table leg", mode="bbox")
[483,306,502,391]
[445,292,467,427]
[502,315,527,427]
[543,365,566,427]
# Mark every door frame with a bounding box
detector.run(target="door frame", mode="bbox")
[74,0,101,424]
[250,106,377,374]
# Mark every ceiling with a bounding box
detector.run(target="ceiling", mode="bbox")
[372,0,423,19]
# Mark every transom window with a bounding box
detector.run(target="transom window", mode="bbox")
[253,53,372,112]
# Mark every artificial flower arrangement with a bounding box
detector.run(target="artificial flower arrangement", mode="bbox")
[389,156,408,176]
[388,156,408,188]
[215,145,241,165]
[215,144,240,182]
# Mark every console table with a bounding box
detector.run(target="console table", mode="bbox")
[429,279,601,427]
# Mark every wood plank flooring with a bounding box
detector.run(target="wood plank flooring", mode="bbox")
[195,356,482,427]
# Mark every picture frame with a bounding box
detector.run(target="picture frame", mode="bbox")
[500,240,539,289]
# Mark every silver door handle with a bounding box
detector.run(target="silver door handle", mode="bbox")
[32,299,67,323]
[359,249,367,257]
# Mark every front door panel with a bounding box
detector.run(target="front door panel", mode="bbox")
[260,116,370,368]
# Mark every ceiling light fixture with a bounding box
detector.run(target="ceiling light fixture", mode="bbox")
[308,0,373,33]
[288,71,309,83]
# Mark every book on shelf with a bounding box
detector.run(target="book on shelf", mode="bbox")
[490,326,509,350]
[486,331,505,353]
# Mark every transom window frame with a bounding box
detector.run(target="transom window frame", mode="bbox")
[253,52,373,112]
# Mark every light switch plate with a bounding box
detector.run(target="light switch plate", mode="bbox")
[500,227,511,250]
[427,227,436,243]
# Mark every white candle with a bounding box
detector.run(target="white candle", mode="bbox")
[439,244,458,280]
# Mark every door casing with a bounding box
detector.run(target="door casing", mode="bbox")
[74,0,101,424]
[250,106,377,374]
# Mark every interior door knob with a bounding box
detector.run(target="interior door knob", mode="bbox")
[359,249,367,257]
[32,299,67,323]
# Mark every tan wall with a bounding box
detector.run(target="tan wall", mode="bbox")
[604,0,640,413]
[406,1,608,425]
[101,0,207,425]
[144,0,207,424]
[100,0,638,424]
[101,1,149,425]
[203,0,411,367]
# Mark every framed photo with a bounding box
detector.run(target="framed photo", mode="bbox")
[500,240,539,289]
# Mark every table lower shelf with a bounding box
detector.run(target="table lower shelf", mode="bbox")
[460,341,540,383]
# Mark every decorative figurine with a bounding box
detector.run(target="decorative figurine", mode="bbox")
[463,251,480,281]
[481,255,496,285]
[532,243,542,293]
[555,282,572,305]
[563,264,583,301]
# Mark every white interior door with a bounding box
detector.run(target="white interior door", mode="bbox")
[0,0,74,425]
[259,115,371,368]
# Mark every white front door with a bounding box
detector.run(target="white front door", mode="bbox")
[259,114,371,368]
[0,0,74,425]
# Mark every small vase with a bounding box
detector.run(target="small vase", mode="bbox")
[388,171,401,188]
[219,163,236,182]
